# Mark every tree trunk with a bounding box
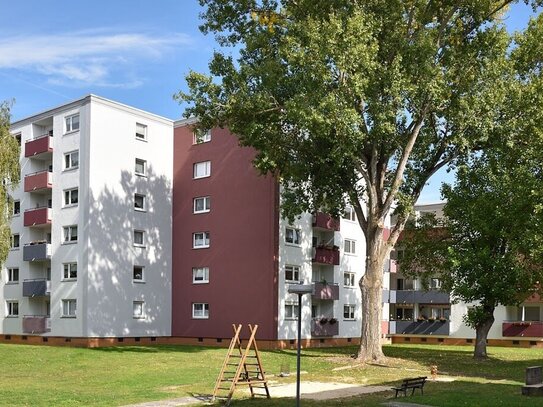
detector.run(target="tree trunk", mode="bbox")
[474,307,495,359]
[357,232,387,363]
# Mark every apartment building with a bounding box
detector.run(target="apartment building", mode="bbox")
[1,95,173,339]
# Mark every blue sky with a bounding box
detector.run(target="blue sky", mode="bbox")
[0,1,539,202]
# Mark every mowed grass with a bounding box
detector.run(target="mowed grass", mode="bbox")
[0,343,542,406]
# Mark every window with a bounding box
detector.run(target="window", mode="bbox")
[518,306,541,322]
[285,302,299,320]
[344,305,355,320]
[193,161,211,179]
[63,226,78,243]
[343,206,356,221]
[133,266,144,282]
[193,129,211,144]
[430,278,442,290]
[62,299,77,317]
[193,196,211,214]
[14,134,21,146]
[64,151,79,170]
[13,200,20,216]
[134,194,146,211]
[136,123,147,140]
[393,306,414,321]
[64,188,78,206]
[10,234,19,249]
[285,265,300,282]
[134,230,145,247]
[135,158,147,176]
[7,268,19,283]
[63,263,77,280]
[285,227,301,245]
[192,267,209,284]
[344,272,355,287]
[65,114,80,133]
[193,232,210,249]
[133,301,145,318]
[6,301,18,317]
[344,239,356,254]
[192,303,209,319]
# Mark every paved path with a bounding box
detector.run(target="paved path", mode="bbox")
[122,396,203,407]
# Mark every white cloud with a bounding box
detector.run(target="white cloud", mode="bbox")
[0,31,192,88]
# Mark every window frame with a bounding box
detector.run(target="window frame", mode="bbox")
[285,227,301,246]
[343,206,356,222]
[344,239,356,255]
[10,233,20,249]
[13,200,20,216]
[343,272,356,288]
[62,263,77,281]
[285,265,300,282]
[134,193,146,212]
[63,225,78,244]
[133,301,145,318]
[133,230,145,247]
[64,150,79,170]
[64,188,79,207]
[343,304,356,320]
[193,129,211,144]
[6,300,19,317]
[192,303,209,319]
[192,232,210,249]
[7,268,19,283]
[193,161,211,179]
[135,123,147,141]
[193,196,211,214]
[65,114,80,133]
[192,267,210,284]
[61,299,77,318]
[284,302,299,320]
[133,265,145,282]
[135,158,147,177]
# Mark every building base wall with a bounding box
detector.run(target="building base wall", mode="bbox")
[390,335,543,348]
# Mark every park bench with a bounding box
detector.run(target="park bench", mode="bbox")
[392,376,427,398]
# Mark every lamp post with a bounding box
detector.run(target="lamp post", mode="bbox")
[287,283,314,407]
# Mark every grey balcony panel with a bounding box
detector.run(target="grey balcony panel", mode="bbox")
[23,243,51,261]
[23,279,49,297]
[391,320,450,335]
[391,290,450,304]
[382,289,390,303]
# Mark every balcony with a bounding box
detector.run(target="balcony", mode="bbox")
[388,290,450,304]
[312,247,340,265]
[502,321,543,337]
[312,282,339,300]
[24,207,52,227]
[22,315,50,334]
[389,320,450,335]
[311,318,339,337]
[23,242,52,262]
[312,212,340,231]
[25,134,53,158]
[23,279,51,297]
[24,170,52,193]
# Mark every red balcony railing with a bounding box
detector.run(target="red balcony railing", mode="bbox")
[22,315,50,334]
[312,282,340,300]
[312,247,340,265]
[24,207,52,227]
[312,212,340,231]
[25,134,53,158]
[311,319,339,337]
[502,321,543,337]
[24,170,52,192]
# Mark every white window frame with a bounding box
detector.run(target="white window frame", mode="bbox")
[10,233,20,249]
[134,193,146,211]
[133,301,145,318]
[192,303,209,319]
[133,265,145,282]
[62,299,77,318]
[343,304,356,320]
[7,268,19,283]
[13,200,20,216]
[136,123,147,141]
[344,239,356,255]
[64,188,79,207]
[285,265,300,282]
[63,225,78,243]
[134,230,145,247]
[285,227,301,245]
[62,263,77,280]
[343,272,356,288]
[284,302,299,320]
[6,300,18,317]
[193,161,211,179]
[135,158,147,176]
[193,232,210,249]
[64,150,79,170]
[343,206,356,222]
[192,267,210,284]
[193,129,211,144]
[193,196,211,214]
[65,114,80,133]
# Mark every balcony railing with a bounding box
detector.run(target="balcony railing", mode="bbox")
[24,206,52,227]
[389,320,450,335]
[311,318,339,337]
[23,242,52,262]
[388,290,450,304]
[312,247,340,265]
[23,279,51,297]
[312,282,339,300]
[22,315,50,334]
[312,212,340,231]
[24,170,52,193]
[502,321,543,337]
[25,134,53,158]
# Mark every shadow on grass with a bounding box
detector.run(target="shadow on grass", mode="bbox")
[89,344,217,353]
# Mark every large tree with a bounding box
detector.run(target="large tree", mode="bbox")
[178,0,542,362]
[0,101,20,265]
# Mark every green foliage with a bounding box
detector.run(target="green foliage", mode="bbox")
[0,101,20,265]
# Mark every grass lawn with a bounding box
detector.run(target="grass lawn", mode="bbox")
[1,343,542,406]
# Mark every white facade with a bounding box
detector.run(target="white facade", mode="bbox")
[1,95,173,338]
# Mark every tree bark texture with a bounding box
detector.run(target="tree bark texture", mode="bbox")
[474,307,495,359]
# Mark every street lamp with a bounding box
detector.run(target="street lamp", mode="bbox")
[287,283,314,407]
